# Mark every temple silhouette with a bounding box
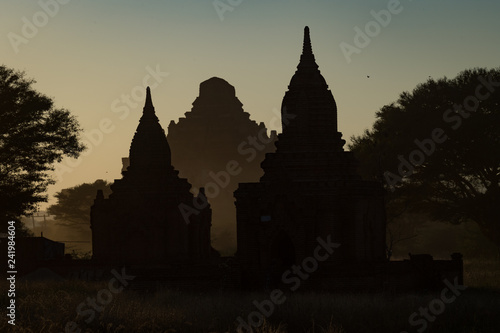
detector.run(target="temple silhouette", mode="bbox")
[91,88,213,266]
[167,77,276,253]
[89,26,462,291]
[14,27,463,291]
[235,26,387,289]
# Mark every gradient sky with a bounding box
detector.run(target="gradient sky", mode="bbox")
[2,0,499,210]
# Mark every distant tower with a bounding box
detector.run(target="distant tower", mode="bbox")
[235,27,387,288]
[91,87,212,265]
[168,77,277,253]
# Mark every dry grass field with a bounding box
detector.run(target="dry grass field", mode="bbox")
[1,260,499,333]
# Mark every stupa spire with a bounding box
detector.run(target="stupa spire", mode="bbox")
[127,86,172,172]
[298,26,317,69]
[143,86,155,115]
[280,26,340,151]
[303,26,312,55]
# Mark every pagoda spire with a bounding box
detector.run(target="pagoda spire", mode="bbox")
[127,86,172,172]
[298,26,318,70]
[279,26,341,152]
[143,86,155,116]
[302,26,312,55]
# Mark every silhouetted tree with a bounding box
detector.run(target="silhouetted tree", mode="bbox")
[350,68,500,258]
[0,65,85,224]
[48,179,112,232]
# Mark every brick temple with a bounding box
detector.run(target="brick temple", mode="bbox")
[90,88,212,266]
[60,26,461,292]
[234,27,460,290]
[234,27,387,288]
[167,77,276,252]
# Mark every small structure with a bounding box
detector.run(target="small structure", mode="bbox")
[10,236,65,275]
[16,236,65,262]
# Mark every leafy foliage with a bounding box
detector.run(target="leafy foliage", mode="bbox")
[48,179,112,230]
[0,65,85,222]
[350,68,500,255]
